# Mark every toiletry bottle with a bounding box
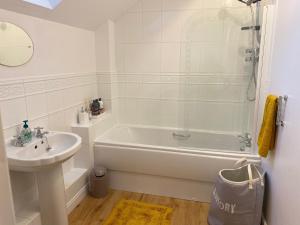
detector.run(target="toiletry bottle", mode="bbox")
[90,99,101,116]
[99,98,104,113]
[20,120,32,143]
[79,106,89,125]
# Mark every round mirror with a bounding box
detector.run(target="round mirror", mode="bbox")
[0,22,34,67]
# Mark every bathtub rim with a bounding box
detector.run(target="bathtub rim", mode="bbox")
[94,124,257,157]
[94,142,260,162]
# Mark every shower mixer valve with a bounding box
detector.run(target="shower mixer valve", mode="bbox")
[245,48,260,63]
[238,133,252,149]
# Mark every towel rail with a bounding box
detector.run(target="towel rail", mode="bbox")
[276,95,288,127]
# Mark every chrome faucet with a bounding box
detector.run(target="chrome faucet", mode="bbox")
[238,133,252,148]
[34,127,48,139]
[11,135,25,147]
[35,127,51,151]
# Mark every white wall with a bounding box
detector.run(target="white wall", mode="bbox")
[262,1,300,224]
[0,8,97,217]
[0,9,96,79]
[101,0,255,133]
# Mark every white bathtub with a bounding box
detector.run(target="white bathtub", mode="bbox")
[94,125,260,201]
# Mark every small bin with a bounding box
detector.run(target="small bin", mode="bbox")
[88,166,109,198]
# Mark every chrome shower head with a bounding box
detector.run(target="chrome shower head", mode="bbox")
[238,0,261,5]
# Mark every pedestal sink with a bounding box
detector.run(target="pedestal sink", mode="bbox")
[6,131,82,225]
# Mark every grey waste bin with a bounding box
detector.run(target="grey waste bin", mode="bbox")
[88,166,109,198]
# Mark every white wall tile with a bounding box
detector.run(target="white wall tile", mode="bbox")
[223,0,246,8]
[161,43,181,72]
[24,81,46,95]
[26,94,48,120]
[118,98,138,124]
[159,100,179,127]
[64,106,80,131]
[48,111,67,131]
[0,98,27,128]
[30,117,49,131]
[161,83,180,100]
[116,13,142,43]
[128,1,142,12]
[137,99,161,125]
[142,0,162,11]
[140,83,161,99]
[181,43,222,73]
[63,87,81,107]
[201,0,223,9]
[98,83,112,100]
[185,10,223,42]
[45,78,67,91]
[46,90,64,113]
[125,83,142,98]
[0,83,24,100]
[163,0,202,11]
[123,43,162,73]
[142,12,162,42]
[162,11,192,42]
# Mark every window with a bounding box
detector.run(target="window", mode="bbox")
[23,0,63,10]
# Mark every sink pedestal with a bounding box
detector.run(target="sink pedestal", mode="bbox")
[6,131,82,225]
[36,164,68,225]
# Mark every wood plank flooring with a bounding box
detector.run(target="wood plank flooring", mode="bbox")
[69,189,209,225]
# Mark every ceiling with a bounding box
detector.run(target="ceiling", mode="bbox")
[0,0,139,30]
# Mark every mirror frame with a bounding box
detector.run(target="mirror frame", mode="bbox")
[0,21,34,67]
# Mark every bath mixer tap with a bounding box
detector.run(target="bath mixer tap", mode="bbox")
[238,133,252,148]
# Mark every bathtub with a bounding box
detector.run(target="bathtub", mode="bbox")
[94,125,261,201]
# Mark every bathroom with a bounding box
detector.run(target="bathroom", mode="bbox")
[0,0,298,225]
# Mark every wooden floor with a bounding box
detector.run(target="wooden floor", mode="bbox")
[69,189,209,225]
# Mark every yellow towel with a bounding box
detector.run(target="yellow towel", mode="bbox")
[258,95,278,157]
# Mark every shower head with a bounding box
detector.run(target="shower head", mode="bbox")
[237,0,261,6]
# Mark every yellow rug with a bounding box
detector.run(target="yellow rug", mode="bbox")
[103,199,173,225]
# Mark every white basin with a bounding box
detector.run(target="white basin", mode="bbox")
[6,131,82,225]
[6,131,82,172]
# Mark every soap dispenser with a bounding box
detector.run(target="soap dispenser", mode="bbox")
[20,120,32,143]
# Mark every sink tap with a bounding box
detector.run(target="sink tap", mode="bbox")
[11,135,25,147]
[34,127,51,151]
[34,127,49,139]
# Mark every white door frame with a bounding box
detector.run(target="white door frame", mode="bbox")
[0,111,16,225]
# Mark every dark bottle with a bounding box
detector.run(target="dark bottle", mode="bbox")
[90,99,101,116]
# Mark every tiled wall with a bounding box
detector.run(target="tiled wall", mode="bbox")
[0,74,98,215]
[0,73,98,140]
[103,0,256,133]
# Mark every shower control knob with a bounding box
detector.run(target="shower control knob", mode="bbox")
[245,56,253,62]
[245,49,253,54]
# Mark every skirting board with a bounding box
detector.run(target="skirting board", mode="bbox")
[108,170,214,202]
[66,184,88,214]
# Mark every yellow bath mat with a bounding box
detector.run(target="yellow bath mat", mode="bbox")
[103,199,173,225]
